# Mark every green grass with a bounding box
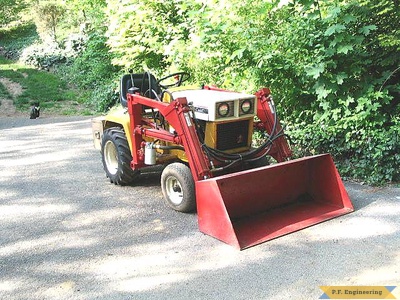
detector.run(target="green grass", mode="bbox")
[0,81,12,99]
[0,22,96,116]
[0,57,91,114]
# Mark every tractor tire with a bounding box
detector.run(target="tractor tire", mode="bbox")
[101,127,139,185]
[161,163,196,213]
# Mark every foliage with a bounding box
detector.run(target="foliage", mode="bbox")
[31,0,66,43]
[0,23,39,59]
[86,80,120,112]
[59,31,121,111]
[63,0,107,30]
[0,80,12,99]
[19,42,67,69]
[1,0,399,183]
[63,33,89,56]
[105,0,199,74]
[0,0,27,26]
[0,57,78,111]
[65,32,119,88]
[281,0,400,184]
[104,0,399,184]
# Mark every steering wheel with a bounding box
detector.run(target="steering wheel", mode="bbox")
[157,72,190,89]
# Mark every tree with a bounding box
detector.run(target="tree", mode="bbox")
[105,0,200,73]
[32,0,65,43]
[0,0,27,26]
[63,0,107,32]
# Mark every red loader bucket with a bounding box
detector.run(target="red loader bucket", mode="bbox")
[196,154,354,250]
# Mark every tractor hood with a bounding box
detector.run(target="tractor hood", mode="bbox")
[171,89,256,122]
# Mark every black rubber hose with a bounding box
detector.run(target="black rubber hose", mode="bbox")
[201,99,281,162]
[152,144,185,151]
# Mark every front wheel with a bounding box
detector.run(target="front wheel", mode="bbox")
[161,163,196,213]
[101,127,139,185]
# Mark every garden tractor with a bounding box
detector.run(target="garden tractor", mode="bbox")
[92,71,354,249]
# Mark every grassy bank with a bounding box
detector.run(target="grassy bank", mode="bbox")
[0,57,94,116]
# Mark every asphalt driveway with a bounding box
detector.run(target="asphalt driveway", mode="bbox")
[0,116,399,300]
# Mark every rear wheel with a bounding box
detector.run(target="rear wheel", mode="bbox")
[101,127,139,185]
[161,163,196,213]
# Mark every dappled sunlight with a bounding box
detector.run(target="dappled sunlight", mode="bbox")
[302,196,400,241]
[1,116,399,300]
[0,279,22,293]
[92,235,275,294]
[94,248,193,292]
[95,252,183,279]
[263,231,311,249]
[0,119,93,168]
[41,281,77,299]
[62,208,134,229]
[350,250,400,285]
[0,203,76,222]
[362,201,400,216]
[0,149,77,167]
[190,242,274,270]
[0,231,98,257]
[0,189,17,199]
[306,216,398,240]
[116,274,188,292]
[0,139,31,150]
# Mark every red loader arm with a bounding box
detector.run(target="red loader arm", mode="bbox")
[127,92,212,181]
[255,88,292,162]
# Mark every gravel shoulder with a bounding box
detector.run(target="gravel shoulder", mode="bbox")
[0,116,399,300]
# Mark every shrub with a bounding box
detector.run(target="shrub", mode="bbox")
[19,42,66,70]
[65,32,120,89]
[86,80,120,112]
[0,23,39,59]
[59,31,120,112]
[63,33,88,57]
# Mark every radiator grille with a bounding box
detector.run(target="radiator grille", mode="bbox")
[216,120,249,151]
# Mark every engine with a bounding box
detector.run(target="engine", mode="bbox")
[171,89,256,121]
[171,89,257,153]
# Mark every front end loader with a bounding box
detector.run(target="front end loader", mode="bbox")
[92,71,353,250]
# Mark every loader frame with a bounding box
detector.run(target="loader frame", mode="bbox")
[94,73,354,250]
[127,92,211,181]
[126,86,292,181]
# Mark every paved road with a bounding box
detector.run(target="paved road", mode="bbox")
[0,116,399,300]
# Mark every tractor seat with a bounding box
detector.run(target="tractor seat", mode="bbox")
[120,73,161,107]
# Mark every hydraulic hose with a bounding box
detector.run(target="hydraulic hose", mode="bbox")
[202,98,281,162]
[152,144,185,151]
[198,98,287,173]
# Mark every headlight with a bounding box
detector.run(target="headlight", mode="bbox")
[239,98,255,116]
[217,102,231,117]
[240,99,252,114]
